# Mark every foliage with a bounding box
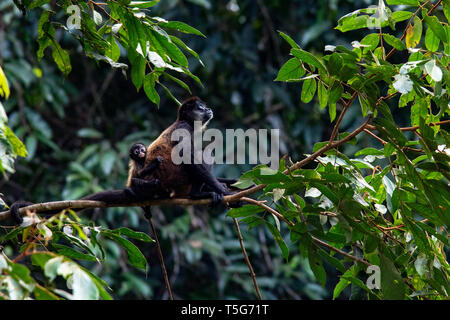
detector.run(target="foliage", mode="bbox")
[1,0,449,300]
[0,209,152,299]
[236,0,449,299]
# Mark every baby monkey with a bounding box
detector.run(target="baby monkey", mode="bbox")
[125,142,163,198]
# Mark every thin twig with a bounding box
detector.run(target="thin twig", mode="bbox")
[328,91,358,144]
[145,214,174,300]
[242,196,372,267]
[232,217,262,300]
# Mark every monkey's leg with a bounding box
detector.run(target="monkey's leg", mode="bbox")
[185,163,229,195]
[138,156,163,177]
[130,178,160,197]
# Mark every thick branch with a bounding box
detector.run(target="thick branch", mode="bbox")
[1,117,372,222]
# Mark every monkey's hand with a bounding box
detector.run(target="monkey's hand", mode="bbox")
[139,156,163,177]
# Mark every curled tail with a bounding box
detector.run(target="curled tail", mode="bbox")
[8,190,137,225]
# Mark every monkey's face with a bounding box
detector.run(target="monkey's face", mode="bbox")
[192,100,213,123]
[179,98,213,125]
[129,143,147,163]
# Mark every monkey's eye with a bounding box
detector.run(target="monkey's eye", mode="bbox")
[134,150,139,154]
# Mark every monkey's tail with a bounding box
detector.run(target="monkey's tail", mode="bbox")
[6,189,140,225]
[80,189,136,204]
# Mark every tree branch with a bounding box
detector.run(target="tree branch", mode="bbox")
[232,217,263,300]
[0,116,373,222]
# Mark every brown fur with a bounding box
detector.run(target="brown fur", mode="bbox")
[126,97,201,197]
[142,122,191,197]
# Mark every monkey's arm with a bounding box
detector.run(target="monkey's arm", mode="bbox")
[188,181,224,205]
[137,156,163,177]
[127,178,162,198]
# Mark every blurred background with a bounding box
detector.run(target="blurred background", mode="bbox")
[0,0,387,299]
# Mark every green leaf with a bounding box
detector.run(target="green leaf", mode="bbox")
[160,21,206,37]
[101,150,116,175]
[113,227,154,242]
[52,244,97,262]
[336,13,370,32]
[327,53,343,76]
[102,231,148,270]
[383,34,406,50]
[308,249,326,286]
[311,182,339,205]
[164,73,191,93]
[265,221,289,261]
[329,82,343,106]
[291,48,327,74]
[355,147,384,157]
[360,33,379,50]
[379,252,406,300]
[106,35,121,62]
[425,27,440,52]
[386,0,419,5]
[77,128,103,139]
[317,248,346,273]
[275,58,305,81]
[130,52,146,90]
[31,252,55,270]
[122,10,147,54]
[301,77,317,103]
[143,73,160,105]
[34,284,60,300]
[4,126,27,157]
[391,11,413,23]
[130,0,160,8]
[318,81,328,109]
[444,0,450,22]
[0,65,10,99]
[333,274,351,299]
[278,31,301,49]
[169,36,202,62]
[403,217,433,255]
[51,39,71,76]
[405,16,422,48]
[27,0,51,9]
[373,118,407,148]
[423,12,447,43]
[150,28,188,67]
[226,205,264,218]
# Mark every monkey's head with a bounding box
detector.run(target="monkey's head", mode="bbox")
[129,143,147,164]
[178,97,213,126]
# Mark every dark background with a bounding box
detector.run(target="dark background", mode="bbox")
[0,0,396,299]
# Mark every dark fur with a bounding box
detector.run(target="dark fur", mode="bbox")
[139,97,231,204]
[125,142,163,198]
[8,97,236,224]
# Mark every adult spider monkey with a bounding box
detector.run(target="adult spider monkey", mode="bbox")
[9,97,237,224]
[135,96,236,203]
